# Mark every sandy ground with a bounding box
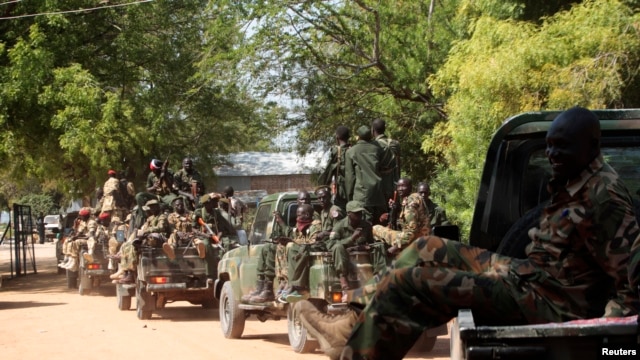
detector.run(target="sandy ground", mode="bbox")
[0,242,451,359]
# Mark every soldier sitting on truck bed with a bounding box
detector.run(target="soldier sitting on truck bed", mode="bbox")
[373,178,431,257]
[163,196,206,260]
[111,199,171,284]
[298,106,640,360]
[192,193,236,280]
[82,211,112,264]
[58,207,96,271]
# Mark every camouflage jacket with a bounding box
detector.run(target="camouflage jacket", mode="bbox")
[395,193,431,247]
[515,155,640,318]
[285,220,322,245]
[168,211,193,233]
[141,213,170,236]
[192,207,236,237]
[173,168,205,194]
[73,218,97,239]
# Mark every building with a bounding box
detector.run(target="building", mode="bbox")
[213,151,326,200]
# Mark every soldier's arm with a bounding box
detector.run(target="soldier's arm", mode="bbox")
[344,151,355,201]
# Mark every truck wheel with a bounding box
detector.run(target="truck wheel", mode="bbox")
[66,269,78,289]
[287,302,318,353]
[118,293,132,310]
[78,267,91,296]
[408,332,437,354]
[219,282,245,338]
[136,281,153,320]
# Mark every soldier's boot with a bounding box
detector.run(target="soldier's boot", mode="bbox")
[339,276,350,290]
[298,300,358,359]
[110,266,126,280]
[162,243,176,260]
[249,280,275,303]
[118,271,134,284]
[194,239,206,259]
[241,279,265,303]
[63,256,78,271]
[285,286,310,303]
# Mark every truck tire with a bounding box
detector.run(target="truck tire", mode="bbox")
[136,281,154,320]
[78,267,92,296]
[287,302,318,353]
[118,293,132,310]
[219,281,245,338]
[66,269,78,289]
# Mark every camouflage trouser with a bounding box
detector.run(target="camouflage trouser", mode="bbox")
[70,238,92,257]
[119,240,138,271]
[275,242,290,286]
[343,236,557,360]
[108,237,121,256]
[287,242,326,288]
[198,237,220,278]
[255,243,276,281]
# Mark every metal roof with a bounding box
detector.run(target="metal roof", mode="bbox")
[214,151,327,177]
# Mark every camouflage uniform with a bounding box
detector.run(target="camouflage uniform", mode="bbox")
[286,220,323,289]
[68,217,98,261]
[173,168,205,209]
[135,171,177,210]
[119,212,170,271]
[343,155,640,359]
[372,192,430,249]
[167,210,194,247]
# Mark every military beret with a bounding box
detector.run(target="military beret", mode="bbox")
[145,199,159,206]
[78,207,91,216]
[346,200,366,213]
[98,212,111,220]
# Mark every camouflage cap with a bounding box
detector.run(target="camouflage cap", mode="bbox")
[346,200,366,213]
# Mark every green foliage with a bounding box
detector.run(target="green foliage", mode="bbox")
[430,0,640,238]
[16,193,56,216]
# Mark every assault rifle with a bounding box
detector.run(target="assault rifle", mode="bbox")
[388,191,400,230]
[197,218,224,251]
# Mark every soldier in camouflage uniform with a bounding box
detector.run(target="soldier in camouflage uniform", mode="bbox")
[163,196,206,260]
[299,107,640,360]
[58,207,96,271]
[81,211,111,264]
[112,199,171,284]
[193,193,236,279]
[315,186,345,241]
[173,157,205,210]
[281,203,323,302]
[372,178,430,256]
[417,182,449,226]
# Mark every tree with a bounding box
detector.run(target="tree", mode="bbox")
[429,0,640,237]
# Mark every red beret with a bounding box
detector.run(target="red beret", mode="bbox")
[108,169,117,176]
[98,212,111,220]
[78,208,91,216]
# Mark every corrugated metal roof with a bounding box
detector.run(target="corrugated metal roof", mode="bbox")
[214,151,327,176]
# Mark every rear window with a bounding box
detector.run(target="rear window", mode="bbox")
[44,215,60,225]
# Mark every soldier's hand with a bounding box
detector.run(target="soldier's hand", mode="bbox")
[352,228,363,241]
[316,231,329,241]
[387,245,400,255]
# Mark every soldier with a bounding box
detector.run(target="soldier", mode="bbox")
[372,119,400,202]
[173,157,205,210]
[101,169,129,222]
[134,159,177,213]
[58,207,96,271]
[417,182,449,227]
[315,186,345,242]
[219,198,242,230]
[279,203,323,302]
[193,193,236,279]
[163,196,206,260]
[111,199,171,284]
[222,186,247,227]
[299,106,640,360]
[244,191,314,304]
[324,200,374,290]
[82,211,112,264]
[319,126,352,210]
[373,178,430,256]
[345,125,386,225]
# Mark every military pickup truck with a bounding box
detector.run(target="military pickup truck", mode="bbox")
[215,191,379,353]
[449,109,640,359]
[116,236,217,320]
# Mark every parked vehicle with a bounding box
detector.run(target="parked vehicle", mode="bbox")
[449,109,640,359]
[43,214,62,242]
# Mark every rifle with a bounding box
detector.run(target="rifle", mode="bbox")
[191,181,199,208]
[159,157,172,193]
[197,218,223,249]
[388,191,399,230]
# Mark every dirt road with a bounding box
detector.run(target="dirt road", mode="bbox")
[0,243,451,359]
